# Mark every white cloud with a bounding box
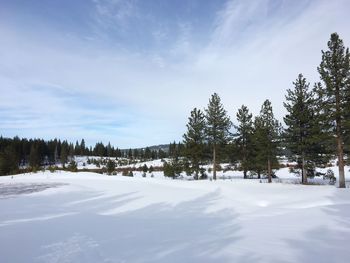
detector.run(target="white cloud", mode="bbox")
[1,0,350,147]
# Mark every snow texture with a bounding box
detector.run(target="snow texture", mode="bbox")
[0,170,350,263]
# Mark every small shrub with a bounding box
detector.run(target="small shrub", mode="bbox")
[48,166,56,173]
[68,161,78,172]
[106,159,116,175]
[142,164,148,173]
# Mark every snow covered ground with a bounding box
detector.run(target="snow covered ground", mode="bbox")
[1,170,350,263]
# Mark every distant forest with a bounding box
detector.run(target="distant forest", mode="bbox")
[0,136,173,169]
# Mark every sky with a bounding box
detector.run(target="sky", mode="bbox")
[1,0,350,148]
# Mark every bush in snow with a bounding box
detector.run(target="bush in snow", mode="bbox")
[68,161,78,172]
[142,164,148,173]
[106,160,116,175]
[323,169,336,185]
[163,161,182,179]
[122,170,133,177]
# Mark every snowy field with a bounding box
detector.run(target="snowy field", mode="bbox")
[1,170,350,263]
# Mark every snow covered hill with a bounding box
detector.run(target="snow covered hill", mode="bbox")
[0,172,350,263]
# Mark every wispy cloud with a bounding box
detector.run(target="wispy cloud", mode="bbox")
[92,0,138,30]
[1,0,350,147]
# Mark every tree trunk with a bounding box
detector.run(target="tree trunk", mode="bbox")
[257,170,261,179]
[337,134,345,188]
[267,158,272,183]
[213,144,217,180]
[335,87,346,188]
[302,154,307,185]
[243,149,247,179]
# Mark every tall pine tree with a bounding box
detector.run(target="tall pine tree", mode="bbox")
[317,33,350,188]
[183,108,206,179]
[284,74,318,184]
[235,105,254,179]
[205,93,232,180]
[251,117,267,179]
[255,100,281,183]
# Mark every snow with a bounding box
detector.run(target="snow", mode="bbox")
[1,170,350,263]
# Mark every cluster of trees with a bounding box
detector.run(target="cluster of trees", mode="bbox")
[183,33,350,187]
[124,147,167,160]
[182,95,281,182]
[0,137,125,175]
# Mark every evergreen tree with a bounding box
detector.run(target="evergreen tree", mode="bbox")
[128,148,133,159]
[107,142,112,157]
[142,164,148,173]
[158,149,166,159]
[317,33,350,188]
[255,100,281,183]
[60,142,68,168]
[133,149,139,160]
[284,74,316,184]
[74,140,80,155]
[80,139,86,155]
[145,147,152,160]
[205,93,232,180]
[0,145,18,175]
[29,144,40,170]
[183,108,206,179]
[235,105,254,179]
[251,117,267,179]
[106,159,116,175]
[169,141,177,158]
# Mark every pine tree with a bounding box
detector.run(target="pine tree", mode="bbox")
[106,159,116,175]
[74,140,80,155]
[60,142,68,168]
[107,142,112,157]
[0,145,19,175]
[128,148,132,159]
[29,144,40,170]
[142,164,148,173]
[183,108,206,179]
[251,117,267,179]
[283,74,316,184]
[145,147,151,160]
[80,139,86,155]
[235,105,254,179]
[205,93,232,180]
[317,33,350,188]
[255,100,281,183]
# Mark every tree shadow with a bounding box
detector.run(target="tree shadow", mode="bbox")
[284,190,350,263]
[0,190,244,263]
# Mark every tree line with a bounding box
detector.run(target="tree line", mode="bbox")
[0,137,168,175]
[182,33,350,187]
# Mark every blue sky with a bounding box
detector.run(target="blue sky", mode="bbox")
[1,0,350,148]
